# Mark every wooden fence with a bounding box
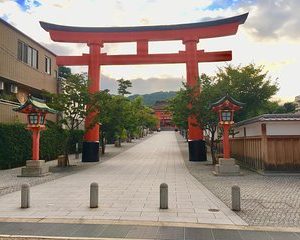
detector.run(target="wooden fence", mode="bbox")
[265,136,300,171]
[217,134,300,172]
[230,137,264,171]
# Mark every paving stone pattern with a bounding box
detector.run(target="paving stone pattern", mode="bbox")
[0,222,300,240]
[0,132,244,225]
[177,134,300,227]
[0,137,146,197]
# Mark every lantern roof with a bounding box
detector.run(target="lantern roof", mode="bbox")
[211,94,245,112]
[13,96,57,114]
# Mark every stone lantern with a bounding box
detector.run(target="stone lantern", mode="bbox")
[14,96,57,177]
[211,94,244,176]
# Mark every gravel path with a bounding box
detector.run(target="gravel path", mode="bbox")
[177,133,300,227]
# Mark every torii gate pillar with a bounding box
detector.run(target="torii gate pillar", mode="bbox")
[184,39,206,161]
[82,43,102,162]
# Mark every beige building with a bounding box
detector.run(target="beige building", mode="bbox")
[0,18,58,123]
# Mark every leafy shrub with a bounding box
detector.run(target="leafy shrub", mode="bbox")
[67,129,84,154]
[0,123,31,169]
[40,124,67,161]
[0,123,84,169]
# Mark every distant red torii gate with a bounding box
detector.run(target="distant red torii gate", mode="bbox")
[40,13,248,162]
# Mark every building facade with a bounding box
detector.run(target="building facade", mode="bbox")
[0,18,58,123]
[152,101,175,131]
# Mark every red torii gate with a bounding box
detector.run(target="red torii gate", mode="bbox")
[40,13,248,162]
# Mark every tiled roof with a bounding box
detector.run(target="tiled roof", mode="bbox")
[211,93,245,108]
[235,114,300,127]
[13,96,57,114]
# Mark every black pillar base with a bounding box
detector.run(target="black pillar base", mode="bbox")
[188,140,207,161]
[82,141,99,162]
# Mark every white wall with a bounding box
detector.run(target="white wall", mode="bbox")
[267,121,300,135]
[234,121,300,137]
[234,122,261,137]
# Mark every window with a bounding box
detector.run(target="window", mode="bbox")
[221,111,232,121]
[28,114,38,125]
[45,56,51,75]
[32,49,38,69]
[17,40,38,69]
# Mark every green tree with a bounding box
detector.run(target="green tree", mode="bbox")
[191,74,220,164]
[168,83,192,131]
[131,97,157,135]
[45,73,101,166]
[169,64,279,164]
[99,94,157,146]
[98,95,129,145]
[272,102,297,113]
[117,78,132,96]
[196,64,278,163]
[58,66,71,78]
[214,64,279,121]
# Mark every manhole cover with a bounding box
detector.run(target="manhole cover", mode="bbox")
[208,208,220,212]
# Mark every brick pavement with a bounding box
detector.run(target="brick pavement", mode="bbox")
[0,137,146,197]
[0,132,245,226]
[177,133,300,227]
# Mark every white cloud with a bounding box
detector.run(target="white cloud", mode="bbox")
[0,0,299,101]
[100,74,183,95]
[239,0,300,41]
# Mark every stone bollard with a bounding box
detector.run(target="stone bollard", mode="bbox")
[231,185,241,211]
[21,183,30,208]
[160,183,168,209]
[90,182,98,208]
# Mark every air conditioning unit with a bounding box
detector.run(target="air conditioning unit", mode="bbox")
[0,81,4,90]
[10,84,18,94]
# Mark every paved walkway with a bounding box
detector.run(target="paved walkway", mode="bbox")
[0,136,145,197]
[0,132,244,225]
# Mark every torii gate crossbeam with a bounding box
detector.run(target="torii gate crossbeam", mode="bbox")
[41,13,248,162]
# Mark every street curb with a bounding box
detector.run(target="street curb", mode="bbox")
[1,217,300,233]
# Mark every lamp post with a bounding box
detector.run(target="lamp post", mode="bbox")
[219,109,233,159]
[27,112,46,161]
[14,96,56,177]
[211,94,244,176]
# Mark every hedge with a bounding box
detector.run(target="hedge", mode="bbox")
[0,123,31,169]
[0,123,84,170]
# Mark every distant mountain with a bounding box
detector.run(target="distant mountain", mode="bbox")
[128,91,177,106]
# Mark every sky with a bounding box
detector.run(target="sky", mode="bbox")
[0,0,299,101]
